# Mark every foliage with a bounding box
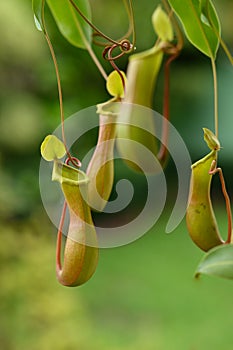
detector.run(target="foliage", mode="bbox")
[168,0,221,58]
[0,1,233,347]
[32,0,233,284]
[46,0,92,48]
[196,244,233,279]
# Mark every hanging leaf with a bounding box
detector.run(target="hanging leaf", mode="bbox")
[168,0,221,59]
[46,0,92,49]
[32,0,44,31]
[195,244,233,280]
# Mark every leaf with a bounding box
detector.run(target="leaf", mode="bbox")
[41,135,66,161]
[168,0,221,58]
[195,244,233,280]
[32,0,44,31]
[46,0,92,49]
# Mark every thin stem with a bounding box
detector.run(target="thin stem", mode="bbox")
[95,0,135,47]
[107,46,126,90]
[68,0,119,46]
[69,0,135,48]
[43,32,66,150]
[68,0,135,80]
[157,0,183,163]
[206,0,233,65]
[67,0,107,80]
[85,41,108,80]
[126,0,136,48]
[219,38,233,65]
[56,201,67,273]
[211,58,218,138]
[42,1,81,166]
[209,160,232,244]
[162,0,183,51]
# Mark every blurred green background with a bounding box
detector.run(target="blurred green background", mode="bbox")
[0,0,233,349]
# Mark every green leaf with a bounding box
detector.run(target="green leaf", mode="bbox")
[32,0,44,31]
[46,0,92,49]
[195,244,233,280]
[168,0,221,58]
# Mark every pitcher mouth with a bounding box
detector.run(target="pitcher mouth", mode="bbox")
[52,161,89,186]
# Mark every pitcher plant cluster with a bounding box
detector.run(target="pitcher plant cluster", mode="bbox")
[33,0,233,287]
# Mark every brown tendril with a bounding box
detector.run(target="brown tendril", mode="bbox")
[103,39,133,90]
[69,0,122,46]
[162,0,183,52]
[65,157,82,168]
[68,0,135,97]
[103,39,133,61]
[157,2,183,163]
[109,45,127,90]
[41,0,81,169]
[157,50,180,162]
[205,0,233,65]
[69,0,135,49]
[209,160,232,244]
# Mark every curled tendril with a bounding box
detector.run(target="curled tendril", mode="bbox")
[102,39,134,90]
[103,39,134,61]
[209,160,232,244]
[65,157,82,168]
[68,0,135,89]
[69,0,135,48]
[68,0,135,55]
[41,0,83,167]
